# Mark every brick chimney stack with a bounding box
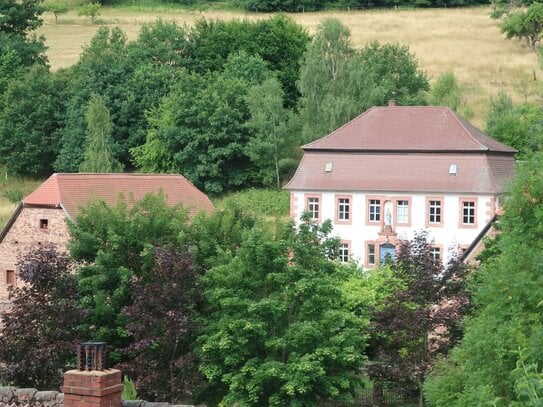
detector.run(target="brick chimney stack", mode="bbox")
[388,99,398,107]
[62,342,122,407]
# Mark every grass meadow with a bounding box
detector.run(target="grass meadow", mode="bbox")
[0,172,41,229]
[38,5,543,127]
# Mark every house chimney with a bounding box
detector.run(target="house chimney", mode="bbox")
[63,342,122,407]
[388,99,397,107]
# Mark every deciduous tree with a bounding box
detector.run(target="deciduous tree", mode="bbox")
[501,2,543,50]
[0,65,67,177]
[245,77,299,188]
[0,244,84,389]
[133,53,272,193]
[297,19,429,142]
[119,245,203,403]
[0,0,47,97]
[55,27,130,172]
[198,217,367,406]
[79,2,101,24]
[428,71,473,119]
[424,153,543,406]
[485,89,543,157]
[44,0,69,24]
[69,193,191,356]
[79,94,123,173]
[368,232,468,406]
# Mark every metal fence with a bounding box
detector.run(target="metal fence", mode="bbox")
[352,387,419,407]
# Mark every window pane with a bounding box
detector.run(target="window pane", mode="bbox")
[397,200,409,223]
[429,200,441,223]
[338,198,350,221]
[369,200,380,222]
[462,201,475,224]
[308,197,319,220]
[339,243,349,263]
[368,244,375,265]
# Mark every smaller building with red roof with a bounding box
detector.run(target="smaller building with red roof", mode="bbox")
[285,101,516,267]
[0,173,213,309]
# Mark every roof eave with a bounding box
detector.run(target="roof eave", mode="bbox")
[0,202,23,244]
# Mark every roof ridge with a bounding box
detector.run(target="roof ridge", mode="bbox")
[57,173,184,177]
[302,107,376,149]
[52,174,62,206]
[448,109,489,151]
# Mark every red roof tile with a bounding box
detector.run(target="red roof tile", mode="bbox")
[284,152,515,194]
[23,173,214,218]
[303,106,517,153]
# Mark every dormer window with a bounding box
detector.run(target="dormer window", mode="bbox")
[39,219,49,230]
[449,164,458,176]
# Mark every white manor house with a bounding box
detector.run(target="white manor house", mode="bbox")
[285,101,516,267]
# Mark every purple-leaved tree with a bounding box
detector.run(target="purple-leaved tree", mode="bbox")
[0,243,84,389]
[119,245,203,403]
[367,232,469,407]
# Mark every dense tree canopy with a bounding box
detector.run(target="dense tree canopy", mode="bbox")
[0,0,47,98]
[198,217,368,406]
[0,65,67,176]
[120,245,203,403]
[297,18,428,142]
[425,153,543,406]
[132,53,295,193]
[228,0,488,10]
[69,193,192,354]
[485,89,543,157]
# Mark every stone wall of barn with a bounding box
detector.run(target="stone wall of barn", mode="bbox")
[0,207,70,309]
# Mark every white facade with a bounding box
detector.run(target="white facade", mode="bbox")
[290,190,499,267]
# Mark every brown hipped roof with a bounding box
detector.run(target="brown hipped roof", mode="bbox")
[284,152,515,194]
[23,173,214,218]
[285,105,517,194]
[303,105,517,153]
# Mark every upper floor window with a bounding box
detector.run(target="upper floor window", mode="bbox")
[462,201,475,225]
[369,199,381,222]
[338,198,350,221]
[429,200,442,224]
[307,197,320,221]
[6,270,15,286]
[397,200,409,224]
[339,242,350,263]
[39,219,49,230]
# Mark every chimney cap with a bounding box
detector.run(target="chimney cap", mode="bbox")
[388,99,398,107]
[77,342,108,371]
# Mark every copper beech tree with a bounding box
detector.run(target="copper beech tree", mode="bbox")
[0,244,84,389]
[367,232,469,407]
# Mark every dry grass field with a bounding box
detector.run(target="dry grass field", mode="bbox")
[38,6,543,126]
